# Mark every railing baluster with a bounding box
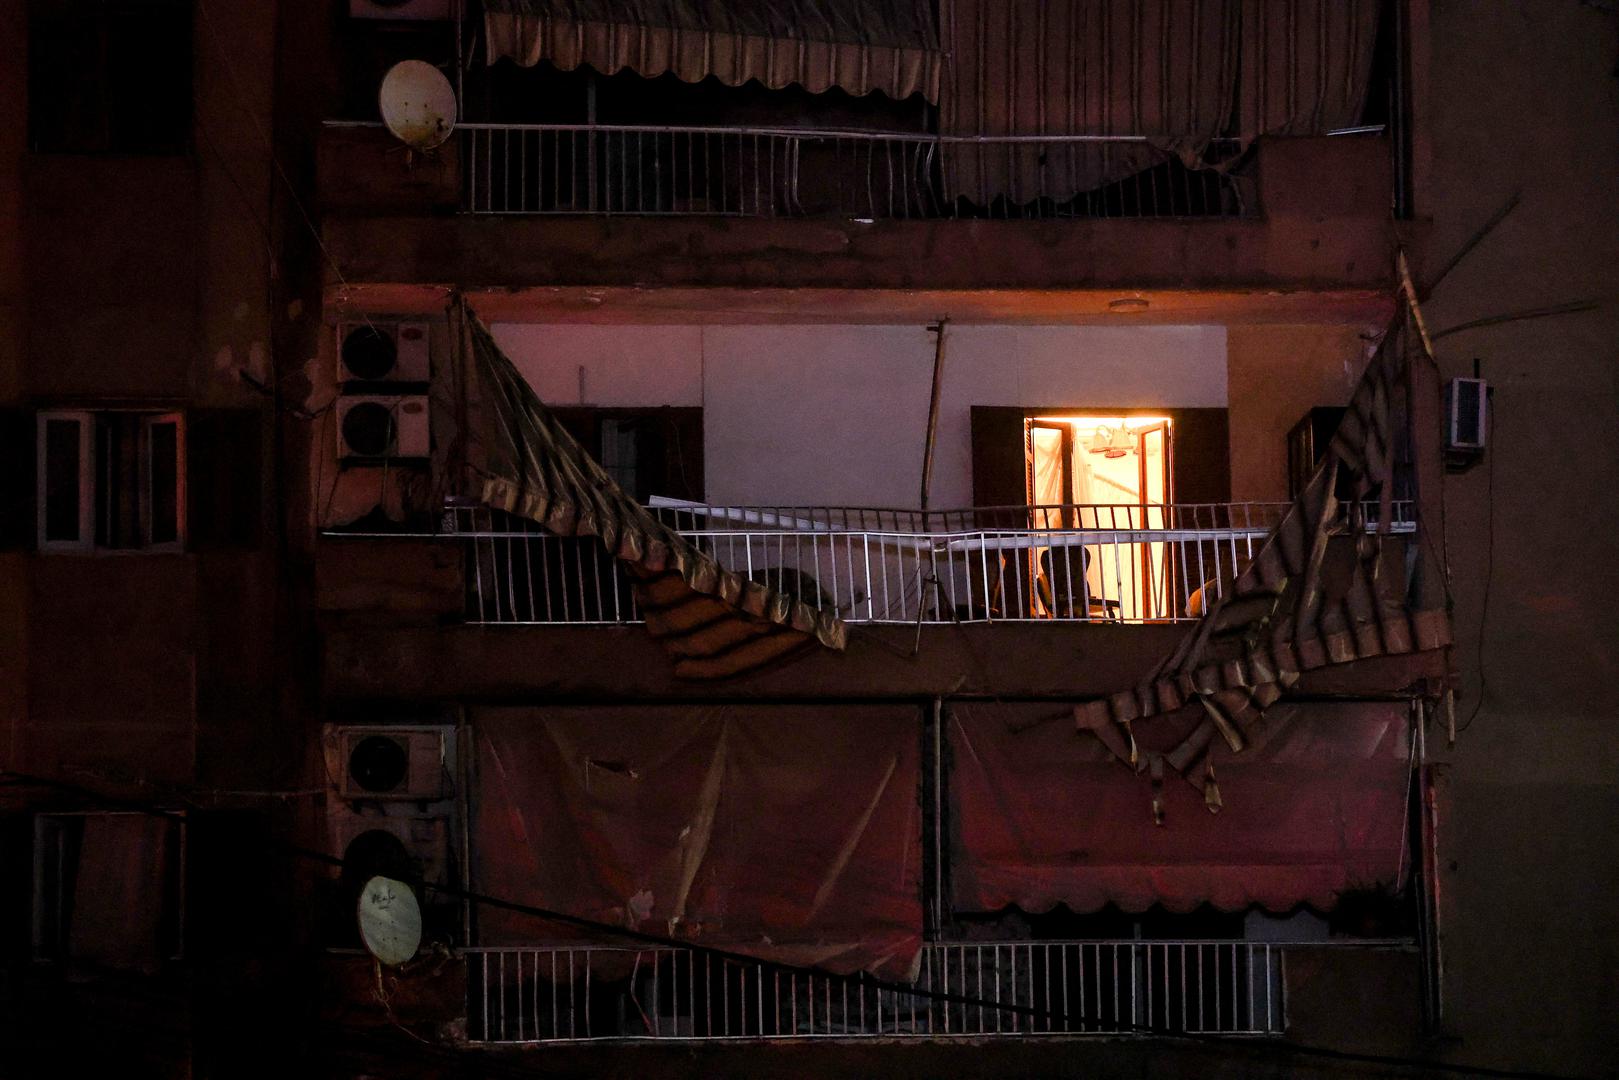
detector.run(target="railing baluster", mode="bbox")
[438,500,1329,629]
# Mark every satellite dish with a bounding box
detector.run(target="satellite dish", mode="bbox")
[379,60,456,151]
[357,874,423,966]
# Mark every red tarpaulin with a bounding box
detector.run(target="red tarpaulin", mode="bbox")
[951,700,1411,915]
[472,705,923,978]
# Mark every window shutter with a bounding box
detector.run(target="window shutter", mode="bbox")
[1165,408,1231,505]
[0,408,34,550]
[969,406,1029,511]
[187,408,263,549]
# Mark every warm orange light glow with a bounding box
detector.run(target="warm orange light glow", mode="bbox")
[1032,415,1173,435]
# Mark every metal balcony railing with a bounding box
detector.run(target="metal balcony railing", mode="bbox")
[456,123,1252,219]
[444,501,1416,628]
[465,939,1290,1044]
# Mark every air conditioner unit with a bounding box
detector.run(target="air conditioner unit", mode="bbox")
[336,395,429,461]
[329,725,451,801]
[1444,377,1489,451]
[330,810,453,888]
[349,0,453,19]
[337,321,430,385]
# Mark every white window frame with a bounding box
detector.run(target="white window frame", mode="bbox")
[141,411,187,553]
[35,408,188,553]
[35,409,94,552]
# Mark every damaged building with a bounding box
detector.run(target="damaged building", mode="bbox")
[1,1,1615,1077]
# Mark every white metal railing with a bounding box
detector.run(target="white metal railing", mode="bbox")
[445,501,1415,627]
[464,939,1287,1044]
[453,123,1251,219]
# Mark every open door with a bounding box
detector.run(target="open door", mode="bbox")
[1023,415,1174,620]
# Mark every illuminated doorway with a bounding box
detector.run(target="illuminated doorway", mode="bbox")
[1025,415,1172,620]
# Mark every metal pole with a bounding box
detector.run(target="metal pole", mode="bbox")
[919,318,949,513]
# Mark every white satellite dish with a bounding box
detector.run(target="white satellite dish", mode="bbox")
[379,60,457,151]
[357,875,423,966]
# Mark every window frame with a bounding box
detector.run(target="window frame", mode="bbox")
[141,410,187,553]
[35,408,94,552]
[35,407,188,554]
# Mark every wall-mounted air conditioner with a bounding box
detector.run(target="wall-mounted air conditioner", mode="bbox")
[336,395,429,461]
[322,724,459,950]
[330,725,451,801]
[1444,377,1489,451]
[329,811,453,891]
[337,321,431,386]
[349,0,453,19]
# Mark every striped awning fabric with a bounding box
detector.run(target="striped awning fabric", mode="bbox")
[434,297,846,678]
[1076,299,1450,813]
[483,0,942,103]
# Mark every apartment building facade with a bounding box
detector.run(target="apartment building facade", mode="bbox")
[1,2,1614,1078]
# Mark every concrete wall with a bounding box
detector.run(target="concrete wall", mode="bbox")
[0,0,285,790]
[1414,2,1619,1075]
[490,322,1228,508]
[1225,323,1373,501]
[321,133,1397,295]
[0,0,26,770]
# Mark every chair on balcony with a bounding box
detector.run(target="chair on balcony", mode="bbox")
[1037,546,1121,621]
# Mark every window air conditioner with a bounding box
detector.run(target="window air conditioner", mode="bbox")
[335,395,429,461]
[1444,377,1489,451]
[337,321,431,385]
[348,0,453,19]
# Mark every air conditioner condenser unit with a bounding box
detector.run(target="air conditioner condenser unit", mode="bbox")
[336,395,429,461]
[349,0,453,20]
[337,321,431,385]
[329,726,451,801]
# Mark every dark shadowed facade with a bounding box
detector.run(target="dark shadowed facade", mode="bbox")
[0,2,1615,1078]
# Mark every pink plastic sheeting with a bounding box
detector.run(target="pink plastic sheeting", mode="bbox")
[951,699,1411,915]
[472,704,923,978]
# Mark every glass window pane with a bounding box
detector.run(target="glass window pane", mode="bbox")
[149,420,179,545]
[43,418,83,542]
[599,418,639,499]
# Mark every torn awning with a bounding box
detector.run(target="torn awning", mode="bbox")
[471,705,924,978]
[953,700,1411,914]
[1075,297,1450,805]
[434,297,845,678]
[483,0,943,103]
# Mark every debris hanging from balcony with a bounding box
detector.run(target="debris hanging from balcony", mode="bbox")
[433,296,846,677]
[483,0,943,102]
[1076,297,1450,815]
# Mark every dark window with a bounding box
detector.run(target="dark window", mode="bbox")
[551,407,705,505]
[36,410,186,551]
[33,812,186,969]
[28,0,193,155]
[41,415,86,543]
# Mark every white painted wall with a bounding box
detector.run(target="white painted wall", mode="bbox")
[490,322,1227,508]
